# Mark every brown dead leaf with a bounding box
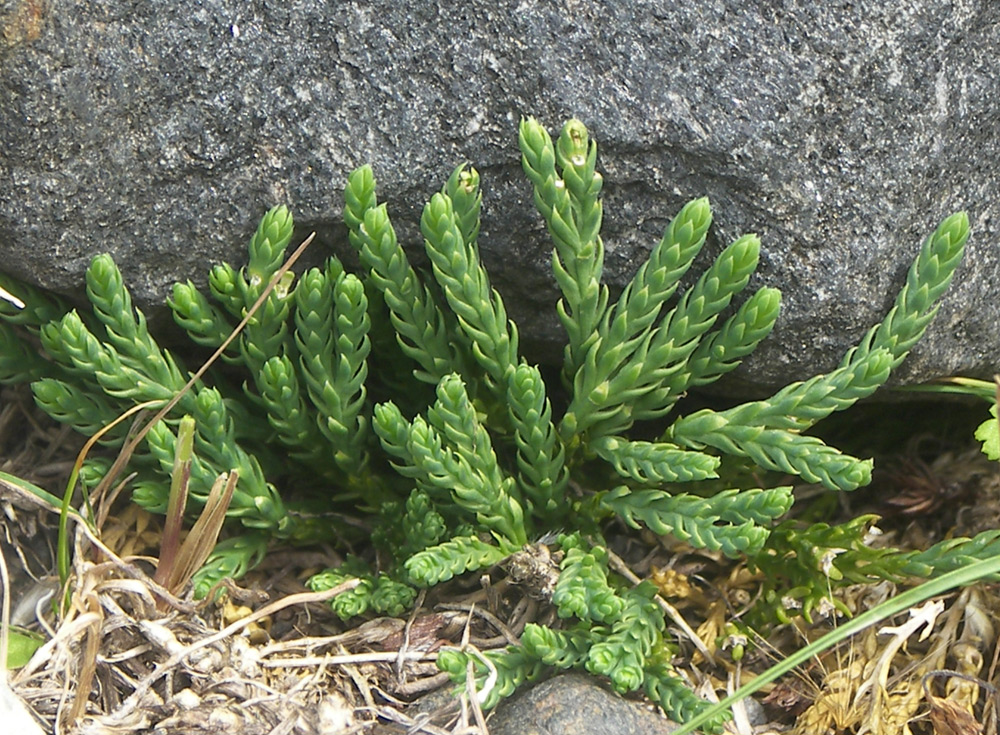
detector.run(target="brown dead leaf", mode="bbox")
[762,680,813,718]
[381,613,449,652]
[928,694,983,735]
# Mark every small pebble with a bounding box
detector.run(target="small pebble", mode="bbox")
[317,692,354,734]
[172,688,201,710]
[490,674,681,735]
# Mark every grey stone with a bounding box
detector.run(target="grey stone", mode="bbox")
[1,0,998,391]
[489,674,679,735]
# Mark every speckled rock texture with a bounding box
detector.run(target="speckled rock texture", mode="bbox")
[1,0,997,391]
[488,674,680,735]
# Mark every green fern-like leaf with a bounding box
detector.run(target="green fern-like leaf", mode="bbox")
[31,377,123,439]
[520,117,608,382]
[385,375,528,545]
[564,197,711,434]
[644,660,729,734]
[520,623,593,669]
[370,574,418,617]
[421,191,519,392]
[308,558,374,619]
[674,419,874,491]
[719,347,894,430]
[331,578,376,619]
[901,528,1000,580]
[309,566,417,619]
[592,436,720,484]
[667,351,894,490]
[256,354,329,466]
[329,272,372,474]
[343,164,378,247]
[585,581,664,693]
[168,280,234,350]
[0,273,68,329]
[445,164,483,249]
[346,167,459,383]
[748,515,901,624]
[208,262,244,319]
[372,401,426,481]
[656,285,781,402]
[842,211,968,371]
[552,545,626,623]
[0,322,50,382]
[143,421,222,510]
[603,486,793,557]
[170,211,307,463]
[141,399,287,536]
[426,372,497,481]
[561,234,760,439]
[86,255,188,392]
[295,265,371,477]
[626,234,761,421]
[245,206,295,290]
[408,414,525,544]
[240,274,295,371]
[506,361,568,516]
[606,197,713,352]
[200,206,296,326]
[192,533,270,599]
[437,645,544,710]
[405,535,511,586]
[401,488,447,553]
[40,310,167,408]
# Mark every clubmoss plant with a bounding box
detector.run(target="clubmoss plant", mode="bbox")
[0,118,980,730]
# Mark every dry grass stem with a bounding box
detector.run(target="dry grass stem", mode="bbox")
[262,650,438,668]
[0,533,11,673]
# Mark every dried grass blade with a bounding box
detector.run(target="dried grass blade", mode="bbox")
[153,417,195,589]
[165,470,238,594]
[57,402,157,589]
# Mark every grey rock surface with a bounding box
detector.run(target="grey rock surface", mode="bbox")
[489,674,679,735]
[1,0,998,391]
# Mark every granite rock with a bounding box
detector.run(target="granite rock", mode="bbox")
[1,0,998,390]
[489,674,679,735]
